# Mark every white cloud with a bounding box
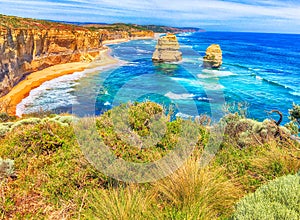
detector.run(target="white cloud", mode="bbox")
[1,0,300,33]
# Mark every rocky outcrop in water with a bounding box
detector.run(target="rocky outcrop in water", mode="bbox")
[152,34,182,62]
[203,44,222,68]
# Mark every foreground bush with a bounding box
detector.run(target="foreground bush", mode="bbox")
[233,173,300,220]
[0,101,299,219]
[96,101,205,163]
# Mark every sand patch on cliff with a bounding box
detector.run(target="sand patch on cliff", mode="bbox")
[0,49,118,116]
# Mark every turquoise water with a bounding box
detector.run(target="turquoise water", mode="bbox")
[17,32,300,123]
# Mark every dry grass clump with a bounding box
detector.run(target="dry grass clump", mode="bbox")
[85,185,155,220]
[153,158,243,219]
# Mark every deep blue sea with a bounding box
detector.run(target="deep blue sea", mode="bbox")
[17,32,300,123]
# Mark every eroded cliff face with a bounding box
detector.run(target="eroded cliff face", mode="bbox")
[203,44,222,69]
[0,28,154,97]
[152,34,182,62]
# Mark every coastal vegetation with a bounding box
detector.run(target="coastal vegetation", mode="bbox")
[0,12,299,220]
[0,101,299,219]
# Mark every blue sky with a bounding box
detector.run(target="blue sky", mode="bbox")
[1,0,300,33]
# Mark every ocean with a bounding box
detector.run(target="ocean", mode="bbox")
[17,32,300,123]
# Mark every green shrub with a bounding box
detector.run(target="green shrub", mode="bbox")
[233,173,300,220]
[95,101,201,163]
[3,122,68,157]
[10,118,41,131]
[0,116,74,137]
[46,115,74,127]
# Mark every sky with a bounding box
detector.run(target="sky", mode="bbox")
[0,0,300,33]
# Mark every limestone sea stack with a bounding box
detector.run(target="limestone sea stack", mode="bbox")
[152,34,182,62]
[203,44,222,68]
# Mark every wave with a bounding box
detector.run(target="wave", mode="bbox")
[197,97,213,102]
[177,32,193,37]
[180,45,193,49]
[136,48,152,54]
[104,101,111,106]
[258,76,292,90]
[256,76,263,80]
[226,63,253,71]
[290,91,300,97]
[165,92,195,100]
[16,62,122,116]
[141,41,153,45]
[200,82,225,90]
[171,77,225,90]
[176,112,193,119]
[198,69,236,78]
[171,77,200,85]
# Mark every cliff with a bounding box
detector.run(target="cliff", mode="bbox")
[0,14,154,97]
[152,34,182,62]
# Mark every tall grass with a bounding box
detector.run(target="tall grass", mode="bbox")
[153,158,243,219]
[85,185,155,220]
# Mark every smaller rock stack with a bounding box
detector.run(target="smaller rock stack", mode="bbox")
[152,34,182,62]
[203,44,222,68]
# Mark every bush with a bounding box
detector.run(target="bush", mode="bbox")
[233,173,300,220]
[222,114,290,148]
[3,122,68,157]
[10,118,41,131]
[288,103,300,134]
[0,115,74,137]
[95,101,201,163]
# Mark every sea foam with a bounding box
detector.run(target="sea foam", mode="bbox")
[165,92,195,100]
[16,62,122,117]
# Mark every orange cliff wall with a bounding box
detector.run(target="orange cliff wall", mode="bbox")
[0,28,154,97]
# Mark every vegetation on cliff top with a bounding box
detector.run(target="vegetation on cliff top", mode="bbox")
[0,14,85,30]
[0,14,150,32]
[0,13,202,33]
[0,101,299,219]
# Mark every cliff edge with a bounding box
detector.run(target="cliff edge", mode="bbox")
[0,14,154,97]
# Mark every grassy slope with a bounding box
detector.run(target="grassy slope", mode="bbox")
[0,14,199,33]
[0,14,148,32]
[0,14,84,30]
[0,102,299,219]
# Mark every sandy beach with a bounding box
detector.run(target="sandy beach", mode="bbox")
[0,49,118,116]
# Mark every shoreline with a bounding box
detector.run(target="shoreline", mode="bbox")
[0,48,119,116]
[0,36,155,116]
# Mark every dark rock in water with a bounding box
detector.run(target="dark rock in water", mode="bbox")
[152,34,182,62]
[203,44,222,68]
